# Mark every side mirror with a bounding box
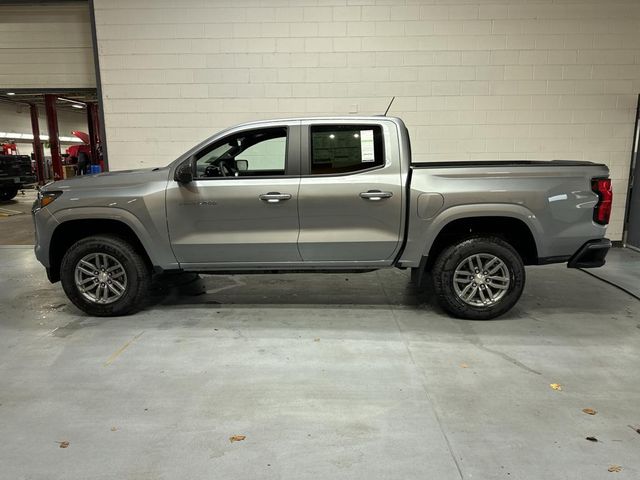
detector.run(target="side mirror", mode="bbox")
[174,161,193,184]
[235,159,248,171]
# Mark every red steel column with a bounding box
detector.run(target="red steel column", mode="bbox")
[44,94,63,180]
[29,103,45,184]
[86,102,100,165]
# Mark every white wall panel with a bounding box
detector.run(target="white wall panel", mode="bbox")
[0,3,95,89]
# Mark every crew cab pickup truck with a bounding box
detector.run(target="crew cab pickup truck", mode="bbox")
[32,116,612,319]
[1,154,36,201]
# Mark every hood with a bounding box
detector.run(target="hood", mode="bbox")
[71,131,90,145]
[44,167,170,192]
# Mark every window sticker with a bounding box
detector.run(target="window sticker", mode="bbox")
[360,129,375,162]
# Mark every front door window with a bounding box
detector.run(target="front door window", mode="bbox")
[196,127,287,178]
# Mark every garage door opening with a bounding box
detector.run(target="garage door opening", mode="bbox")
[1,88,102,183]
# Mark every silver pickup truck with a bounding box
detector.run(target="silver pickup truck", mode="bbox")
[32,116,612,319]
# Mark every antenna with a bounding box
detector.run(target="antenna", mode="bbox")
[383,96,395,116]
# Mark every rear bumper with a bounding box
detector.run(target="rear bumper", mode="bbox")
[0,176,36,188]
[567,238,611,268]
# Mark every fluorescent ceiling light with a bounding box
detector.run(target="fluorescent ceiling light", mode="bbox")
[6,92,15,96]
[0,131,82,143]
[59,97,86,108]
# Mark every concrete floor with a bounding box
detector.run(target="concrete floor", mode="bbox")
[584,247,640,300]
[1,246,639,479]
[0,187,37,245]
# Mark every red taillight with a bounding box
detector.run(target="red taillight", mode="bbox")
[591,178,612,225]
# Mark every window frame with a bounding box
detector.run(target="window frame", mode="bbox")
[301,123,387,177]
[191,125,300,181]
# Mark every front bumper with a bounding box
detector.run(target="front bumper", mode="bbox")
[567,238,611,268]
[32,207,58,269]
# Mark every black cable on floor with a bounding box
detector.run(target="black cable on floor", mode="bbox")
[579,268,640,301]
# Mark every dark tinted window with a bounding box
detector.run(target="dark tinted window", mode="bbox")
[310,125,384,175]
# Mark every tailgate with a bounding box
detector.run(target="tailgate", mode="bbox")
[0,155,33,179]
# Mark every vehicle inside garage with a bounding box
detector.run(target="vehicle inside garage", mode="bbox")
[1,1,639,479]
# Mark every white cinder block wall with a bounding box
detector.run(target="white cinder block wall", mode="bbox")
[0,4,95,88]
[94,0,640,240]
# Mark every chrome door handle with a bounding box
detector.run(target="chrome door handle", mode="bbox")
[359,190,393,201]
[259,192,292,203]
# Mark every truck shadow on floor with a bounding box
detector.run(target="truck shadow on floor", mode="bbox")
[144,267,633,318]
[149,271,430,309]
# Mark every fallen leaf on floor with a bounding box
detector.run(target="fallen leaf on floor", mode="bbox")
[608,465,622,473]
[460,363,469,368]
[550,383,562,391]
[229,435,246,443]
[582,408,597,415]
[111,427,118,432]
[586,436,598,442]
[313,338,320,342]
[57,441,69,448]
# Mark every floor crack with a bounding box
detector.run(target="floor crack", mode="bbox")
[457,321,541,376]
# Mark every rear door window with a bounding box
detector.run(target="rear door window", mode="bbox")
[310,125,384,175]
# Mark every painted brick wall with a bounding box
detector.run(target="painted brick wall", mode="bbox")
[0,4,95,89]
[93,0,640,240]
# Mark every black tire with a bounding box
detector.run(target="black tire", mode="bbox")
[431,236,525,320]
[60,235,151,316]
[0,188,18,201]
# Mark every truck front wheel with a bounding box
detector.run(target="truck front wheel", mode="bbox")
[0,188,18,201]
[60,235,151,316]
[431,236,525,320]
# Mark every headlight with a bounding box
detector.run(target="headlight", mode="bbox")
[32,190,62,213]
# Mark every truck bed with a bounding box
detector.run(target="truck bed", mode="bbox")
[411,160,606,168]
[400,160,609,267]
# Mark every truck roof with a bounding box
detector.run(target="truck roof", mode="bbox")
[231,115,405,128]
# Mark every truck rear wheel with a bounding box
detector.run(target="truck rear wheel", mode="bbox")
[60,235,151,317]
[0,187,18,201]
[431,236,525,320]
